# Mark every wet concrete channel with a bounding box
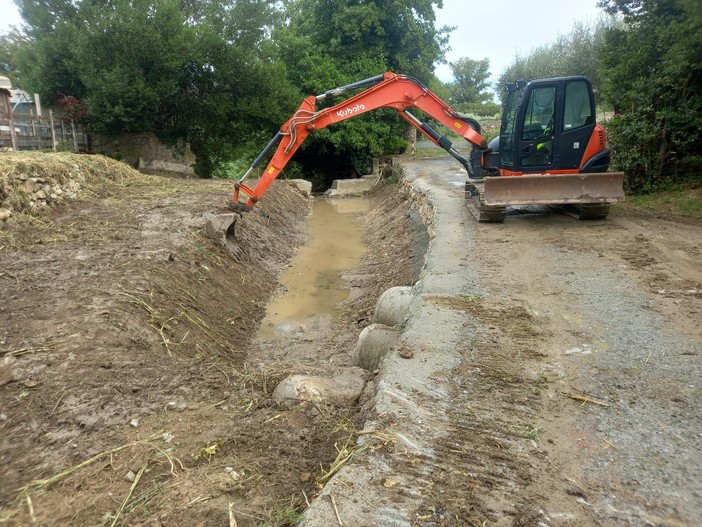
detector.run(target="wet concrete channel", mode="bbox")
[255,196,369,346]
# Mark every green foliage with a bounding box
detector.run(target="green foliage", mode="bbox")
[624,185,702,218]
[597,0,702,191]
[448,57,492,104]
[69,0,194,134]
[0,32,27,86]
[497,20,608,97]
[457,101,501,119]
[54,139,74,152]
[273,0,449,187]
[211,158,252,180]
[8,0,451,183]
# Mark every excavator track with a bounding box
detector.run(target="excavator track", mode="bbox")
[464,181,507,223]
[552,203,611,220]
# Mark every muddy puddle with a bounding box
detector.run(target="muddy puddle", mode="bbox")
[256,197,369,347]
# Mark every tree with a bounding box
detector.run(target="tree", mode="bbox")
[449,57,491,105]
[0,31,28,87]
[12,0,298,176]
[497,20,607,99]
[272,0,450,188]
[597,0,702,190]
[68,0,194,134]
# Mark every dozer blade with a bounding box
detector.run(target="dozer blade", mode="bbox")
[482,172,625,221]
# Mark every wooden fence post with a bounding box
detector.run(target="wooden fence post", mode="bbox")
[7,99,18,151]
[71,119,78,151]
[49,110,57,151]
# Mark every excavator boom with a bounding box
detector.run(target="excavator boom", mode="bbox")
[230,72,487,209]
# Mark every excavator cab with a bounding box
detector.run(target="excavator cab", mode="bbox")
[466,76,624,221]
[498,76,607,173]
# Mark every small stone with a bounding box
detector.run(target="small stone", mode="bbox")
[126,471,136,482]
[0,209,11,221]
[130,418,139,427]
[176,403,187,412]
[398,348,414,359]
[0,414,7,421]
[162,432,174,443]
[35,190,47,200]
[166,401,177,410]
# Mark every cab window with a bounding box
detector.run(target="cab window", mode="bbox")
[520,86,555,167]
[521,86,555,140]
[499,89,520,167]
[563,81,593,130]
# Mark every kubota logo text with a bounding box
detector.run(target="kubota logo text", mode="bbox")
[337,104,365,118]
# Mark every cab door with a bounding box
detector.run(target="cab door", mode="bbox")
[557,78,597,169]
[516,84,557,171]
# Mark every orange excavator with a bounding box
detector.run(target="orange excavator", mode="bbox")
[227,72,624,222]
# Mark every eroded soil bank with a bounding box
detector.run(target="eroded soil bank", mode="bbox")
[0,154,424,526]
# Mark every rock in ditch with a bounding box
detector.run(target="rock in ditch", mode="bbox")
[272,368,368,406]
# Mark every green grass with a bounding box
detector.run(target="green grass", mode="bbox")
[620,186,702,219]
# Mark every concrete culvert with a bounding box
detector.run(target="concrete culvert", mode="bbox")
[353,323,401,371]
[373,286,414,327]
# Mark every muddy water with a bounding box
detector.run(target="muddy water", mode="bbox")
[256,197,369,341]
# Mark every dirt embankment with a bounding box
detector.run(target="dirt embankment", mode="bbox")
[0,153,422,526]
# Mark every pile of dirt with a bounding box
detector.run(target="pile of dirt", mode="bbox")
[0,152,139,216]
[0,153,423,526]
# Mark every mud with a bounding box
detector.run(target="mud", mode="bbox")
[257,197,369,341]
[0,154,423,526]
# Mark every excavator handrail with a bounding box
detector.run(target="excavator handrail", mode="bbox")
[230,72,488,210]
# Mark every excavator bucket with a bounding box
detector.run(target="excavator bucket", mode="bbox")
[204,211,240,257]
[485,172,625,220]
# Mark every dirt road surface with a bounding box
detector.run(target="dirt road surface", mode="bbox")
[1,151,700,526]
[362,154,701,526]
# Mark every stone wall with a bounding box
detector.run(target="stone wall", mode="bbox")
[91,132,196,177]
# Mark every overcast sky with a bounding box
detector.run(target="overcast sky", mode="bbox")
[0,0,22,32]
[1,0,603,83]
[434,0,603,83]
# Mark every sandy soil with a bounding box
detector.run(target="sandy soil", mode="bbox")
[1,151,700,526]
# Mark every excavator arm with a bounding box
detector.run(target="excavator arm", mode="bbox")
[229,72,488,211]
